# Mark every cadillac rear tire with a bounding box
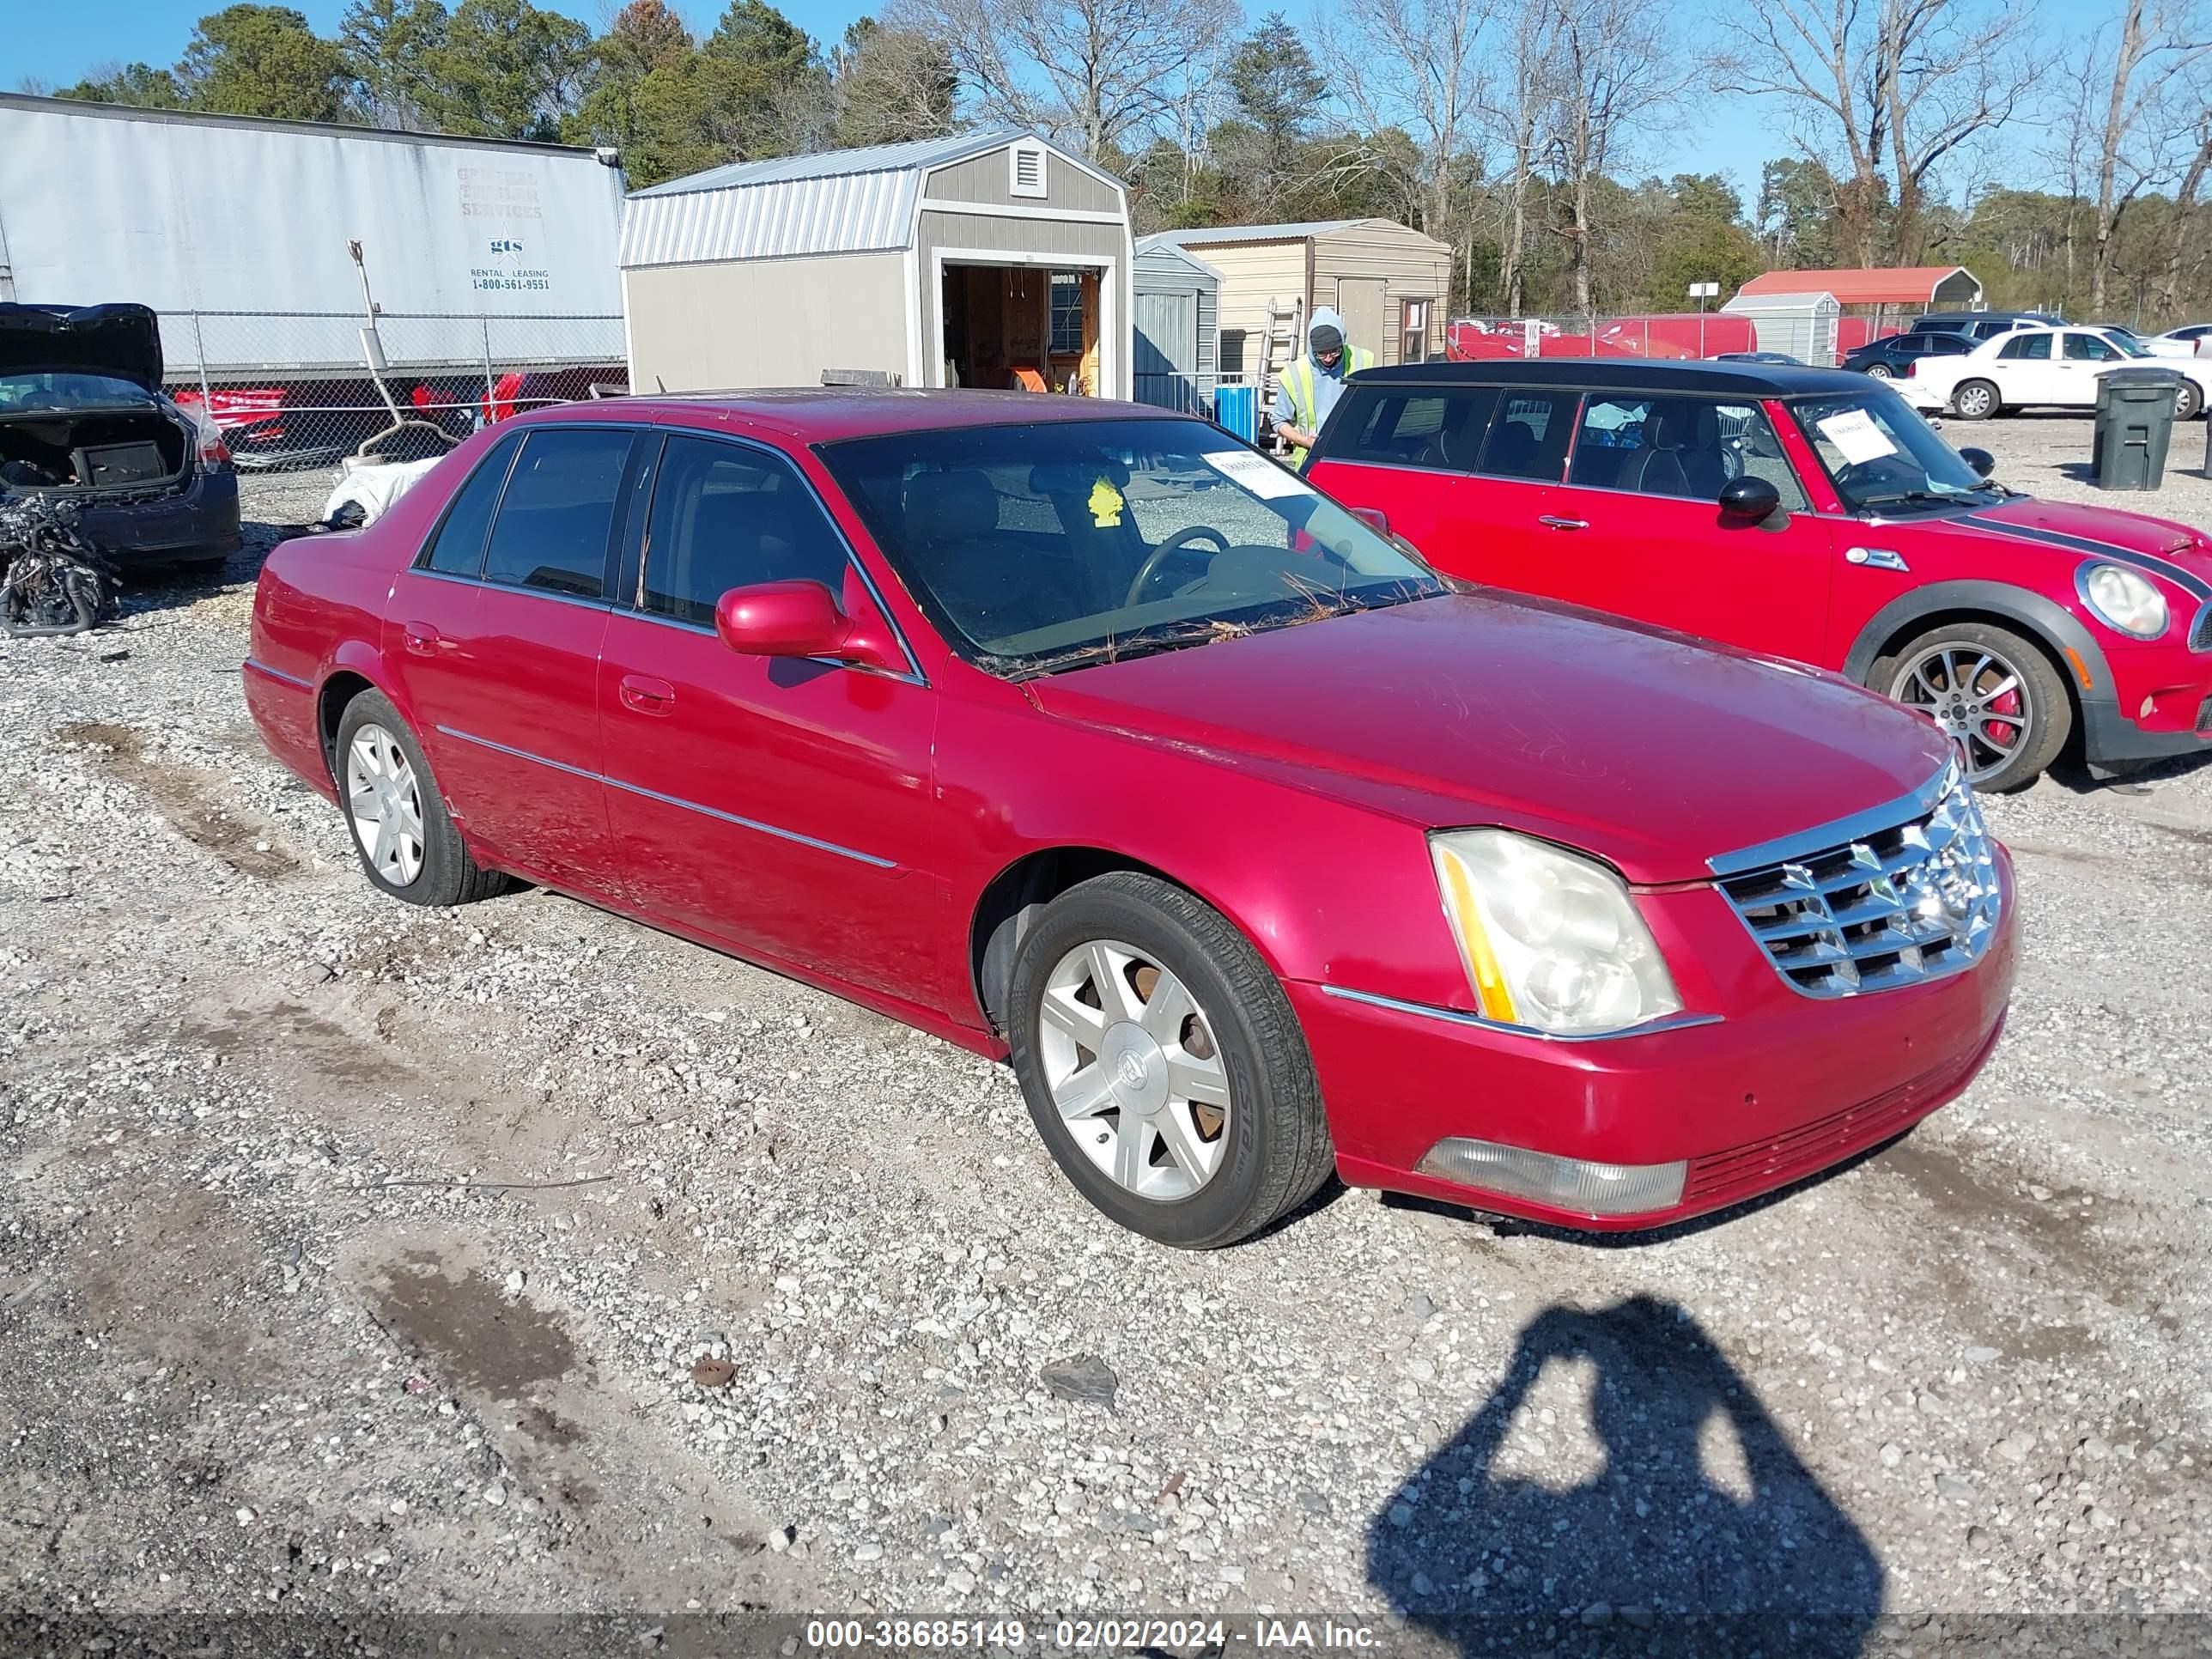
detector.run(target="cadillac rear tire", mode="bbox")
[2176,381,2202,421]
[334,690,507,907]
[1866,362,1893,380]
[1006,872,1334,1248]
[1875,623,2070,793]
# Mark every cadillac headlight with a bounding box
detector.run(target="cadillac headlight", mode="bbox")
[2079,563,2169,638]
[1431,830,1682,1036]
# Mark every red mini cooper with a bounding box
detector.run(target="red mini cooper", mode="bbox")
[1306,360,2212,792]
[246,392,2014,1247]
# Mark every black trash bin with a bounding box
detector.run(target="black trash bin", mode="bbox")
[2092,367,2179,489]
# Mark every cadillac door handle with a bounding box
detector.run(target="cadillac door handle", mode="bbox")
[402,622,443,655]
[619,674,677,716]
[1538,515,1589,531]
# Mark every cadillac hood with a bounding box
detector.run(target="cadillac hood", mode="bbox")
[1025,593,1955,884]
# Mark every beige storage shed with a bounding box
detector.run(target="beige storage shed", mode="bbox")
[1150,218,1452,389]
[621,131,1133,398]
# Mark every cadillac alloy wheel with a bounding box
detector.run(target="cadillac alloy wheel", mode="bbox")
[332,689,507,906]
[1036,938,1232,1201]
[346,722,426,888]
[1006,872,1334,1248]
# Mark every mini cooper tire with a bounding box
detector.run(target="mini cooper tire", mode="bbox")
[1006,872,1333,1248]
[1951,380,2000,420]
[333,690,507,907]
[1875,622,2070,793]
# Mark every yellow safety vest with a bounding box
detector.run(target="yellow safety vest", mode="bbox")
[1281,347,1374,468]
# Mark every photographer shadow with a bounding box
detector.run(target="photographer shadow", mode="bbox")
[1366,1296,1882,1657]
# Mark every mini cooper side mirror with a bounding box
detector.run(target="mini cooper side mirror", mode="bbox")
[1717,474,1783,523]
[1958,446,1996,478]
[714,580,897,672]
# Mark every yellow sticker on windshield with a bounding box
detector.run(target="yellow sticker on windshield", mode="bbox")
[1089,477,1125,527]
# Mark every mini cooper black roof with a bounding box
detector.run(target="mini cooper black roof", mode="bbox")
[1350,358,1875,399]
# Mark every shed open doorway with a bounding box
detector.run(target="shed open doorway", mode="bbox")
[939,263,1103,394]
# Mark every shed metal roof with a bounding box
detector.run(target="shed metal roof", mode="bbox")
[1151,219,1365,246]
[1134,234,1224,280]
[1737,266,1978,306]
[622,129,1126,268]
[1721,289,1840,315]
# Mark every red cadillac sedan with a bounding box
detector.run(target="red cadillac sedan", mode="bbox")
[1306,360,2212,793]
[245,392,2015,1247]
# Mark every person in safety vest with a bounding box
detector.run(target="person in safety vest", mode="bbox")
[1271,306,1373,467]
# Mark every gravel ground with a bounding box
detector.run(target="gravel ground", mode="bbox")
[1,459,2208,1656]
[1948,407,2212,520]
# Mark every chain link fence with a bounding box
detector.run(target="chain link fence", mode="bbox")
[158,311,628,472]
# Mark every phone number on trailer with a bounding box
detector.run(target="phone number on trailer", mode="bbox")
[804,1620,1231,1650]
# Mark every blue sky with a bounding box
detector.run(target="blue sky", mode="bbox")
[8,0,2073,212]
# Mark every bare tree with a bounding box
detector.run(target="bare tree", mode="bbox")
[1319,0,1500,251]
[1545,0,1684,312]
[2072,0,2212,312]
[1720,0,2033,268]
[887,0,1239,161]
[1487,0,1557,315]
[2158,86,2212,313]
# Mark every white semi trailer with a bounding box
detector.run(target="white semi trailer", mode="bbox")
[0,94,629,463]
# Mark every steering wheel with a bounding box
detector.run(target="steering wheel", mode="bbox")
[1125,525,1231,606]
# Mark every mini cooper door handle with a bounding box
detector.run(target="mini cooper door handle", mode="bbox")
[1538,515,1589,531]
[402,621,443,655]
[619,674,677,716]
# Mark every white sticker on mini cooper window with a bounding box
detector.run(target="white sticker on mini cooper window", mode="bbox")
[1814,408,1899,465]
[1203,449,1310,499]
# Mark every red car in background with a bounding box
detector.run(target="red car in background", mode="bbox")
[246,392,2013,1247]
[1308,360,2212,792]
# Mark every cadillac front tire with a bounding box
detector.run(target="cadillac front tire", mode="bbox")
[1006,872,1334,1248]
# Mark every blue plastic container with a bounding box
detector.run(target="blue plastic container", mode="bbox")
[1213,384,1258,442]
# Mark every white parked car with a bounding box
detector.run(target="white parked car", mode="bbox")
[1900,325,2208,420]
[2154,322,2212,353]
[2094,323,2195,358]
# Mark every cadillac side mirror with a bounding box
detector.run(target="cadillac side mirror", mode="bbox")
[1717,475,1782,523]
[714,580,897,672]
[1959,446,1996,478]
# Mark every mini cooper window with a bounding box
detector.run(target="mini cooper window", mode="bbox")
[1567,395,1808,510]
[482,428,634,600]
[643,438,851,625]
[1333,386,1498,470]
[421,435,521,577]
[1479,392,1577,482]
[1790,391,1993,513]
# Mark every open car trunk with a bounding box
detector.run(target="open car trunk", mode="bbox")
[0,405,194,494]
[0,302,195,496]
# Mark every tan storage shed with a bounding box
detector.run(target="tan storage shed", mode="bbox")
[1150,219,1452,391]
[621,131,1133,398]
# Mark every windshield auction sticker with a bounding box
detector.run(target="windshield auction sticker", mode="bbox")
[1203,449,1310,499]
[1814,408,1899,465]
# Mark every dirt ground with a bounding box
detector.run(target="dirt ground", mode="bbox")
[2,429,2209,1656]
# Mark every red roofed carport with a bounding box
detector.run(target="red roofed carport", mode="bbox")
[1735,266,1984,308]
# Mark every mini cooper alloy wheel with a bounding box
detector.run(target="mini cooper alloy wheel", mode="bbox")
[1036,938,1232,1201]
[1888,643,2031,786]
[345,722,426,888]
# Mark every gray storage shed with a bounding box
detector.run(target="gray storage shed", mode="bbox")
[1132,234,1221,413]
[1719,289,1843,366]
[621,131,1133,398]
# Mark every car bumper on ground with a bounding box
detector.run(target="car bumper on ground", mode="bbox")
[1294,856,2019,1231]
